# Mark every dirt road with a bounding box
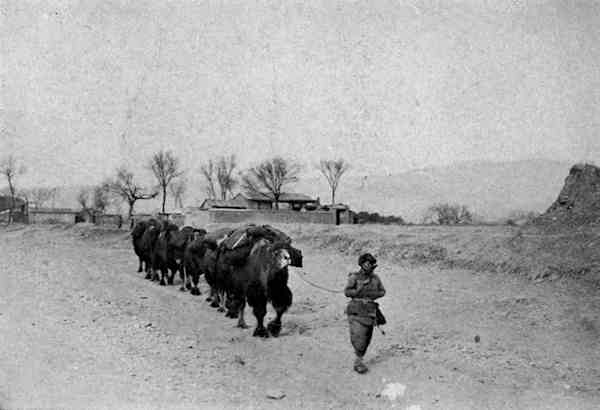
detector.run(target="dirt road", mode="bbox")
[1,225,599,409]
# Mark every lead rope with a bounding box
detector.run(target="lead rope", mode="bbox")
[292,270,344,293]
[291,270,386,335]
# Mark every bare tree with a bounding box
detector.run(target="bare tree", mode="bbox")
[216,155,237,200]
[93,183,111,213]
[201,155,238,201]
[423,203,473,225]
[318,158,350,205]
[148,150,182,213]
[76,184,112,219]
[241,157,302,210]
[25,187,57,208]
[169,178,186,209]
[106,166,158,221]
[77,188,91,211]
[1,155,26,224]
[200,160,217,199]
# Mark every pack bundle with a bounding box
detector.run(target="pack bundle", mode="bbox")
[219,224,293,266]
[203,227,235,250]
[246,224,291,244]
[221,224,291,250]
[221,224,255,250]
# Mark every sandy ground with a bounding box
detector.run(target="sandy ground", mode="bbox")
[1,224,599,410]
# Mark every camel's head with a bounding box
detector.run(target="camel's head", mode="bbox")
[273,248,292,271]
[271,242,302,269]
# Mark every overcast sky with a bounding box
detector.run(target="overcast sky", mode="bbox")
[2,0,599,189]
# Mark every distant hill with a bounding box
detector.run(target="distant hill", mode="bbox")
[47,159,572,223]
[295,159,573,223]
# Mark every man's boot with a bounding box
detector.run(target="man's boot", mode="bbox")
[353,355,368,374]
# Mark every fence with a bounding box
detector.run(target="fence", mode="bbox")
[28,208,78,224]
[183,209,210,228]
[24,208,346,229]
[129,213,185,228]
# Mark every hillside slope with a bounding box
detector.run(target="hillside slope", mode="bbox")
[296,159,572,222]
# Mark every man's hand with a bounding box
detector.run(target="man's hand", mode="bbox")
[356,278,370,289]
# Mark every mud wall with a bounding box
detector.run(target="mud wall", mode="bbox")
[29,210,77,224]
[185,209,337,226]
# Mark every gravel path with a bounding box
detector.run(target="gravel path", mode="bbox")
[1,225,599,409]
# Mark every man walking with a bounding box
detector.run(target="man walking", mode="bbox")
[344,252,386,374]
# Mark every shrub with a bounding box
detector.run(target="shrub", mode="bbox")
[355,211,405,225]
[423,203,473,225]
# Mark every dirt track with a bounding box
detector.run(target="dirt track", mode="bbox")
[1,224,599,410]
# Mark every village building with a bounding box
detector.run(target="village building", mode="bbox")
[188,191,354,226]
[198,197,248,210]
[231,192,319,210]
[0,195,26,211]
[0,195,28,223]
[199,192,319,211]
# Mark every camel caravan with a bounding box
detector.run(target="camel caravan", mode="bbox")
[131,219,303,337]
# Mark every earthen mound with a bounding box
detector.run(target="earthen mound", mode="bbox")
[533,163,600,227]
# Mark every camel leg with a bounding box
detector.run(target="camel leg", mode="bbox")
[186,270,193,291]
[190,271,201,295]
[167,266,175,286]
[267,285,292,337]
[247,282,268,338]
[217,290,226,312]
[209,287,219,306]
[251,302,268,338]
[225,291,240,319]
[236,299,248,329]
[151,254,160,282]
[179,266,187,291]
[159,267,167,286]
[144,261,152,279]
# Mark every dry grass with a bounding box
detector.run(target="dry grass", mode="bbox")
[204,222,600,287]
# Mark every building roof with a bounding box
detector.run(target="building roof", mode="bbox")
[327,203,351,210]
[237,192,316,203]
[200,198,247,209]
[29,207,78,214]
[0,195,26,211]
